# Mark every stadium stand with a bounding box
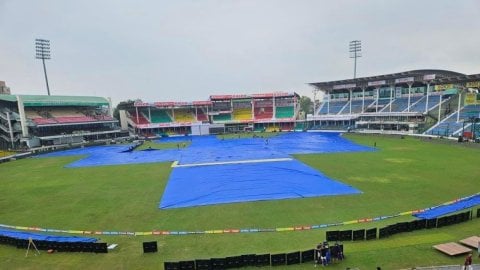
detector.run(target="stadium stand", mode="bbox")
[212,113,232,122]
[196,108,209,122]
[254,106,273,120]
[130,111,150,124]
[427,104,480,136]
[232,108,252,121]
[308,69,480,135]
[383,96,422,112]
[410,95,441,112]
[120,93,298,137]
[346,99,364,114]
[149,110,171,123]
[368,99,391,112]
[0,94,125,150]
[318,100,348,114]
[275,106,294,118]
[173,109,194,122]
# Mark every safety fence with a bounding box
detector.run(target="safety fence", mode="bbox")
[0,193,478,237]
[164,245,344,270]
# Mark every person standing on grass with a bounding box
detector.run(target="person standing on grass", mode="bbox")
[314,243,322,267]
[463,253,472,270]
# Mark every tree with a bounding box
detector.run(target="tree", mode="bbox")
[113,99,138,120]
[299,96,313,115]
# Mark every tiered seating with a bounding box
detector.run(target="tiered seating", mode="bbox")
[93,114,114,121]
[316,102,326,114]
[48,108,97,124]
[150,110,171,123]
[410,95,441,113]
[27,108,103,125]
[174,109,194,122]
[33,118,57,125]
[318,101,347,115]
[196,108,208,122]
[367,99,390,112]
[212,114,232,121]
[427,105,480,136]
[55,116,96,123]
[383,97,402,112]
[275,106,294,118]
[347,100,364,114]
[233,108,252,121]
[25,109,42,119]
[254,107,273,119]
[130,111,150,125]
[49,109,84,118]
[26,109,56,124]
[386,96,422,112]
[403,96,422,112]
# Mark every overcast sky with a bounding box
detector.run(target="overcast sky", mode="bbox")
[1,0,479,105]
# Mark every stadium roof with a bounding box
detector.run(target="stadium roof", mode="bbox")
[0,94,110,107]
[210,92,299,100]
[309,69,467,92]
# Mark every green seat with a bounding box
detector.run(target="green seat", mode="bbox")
[213,114,232,121]
[150,110,172,123]
[275,106,294,118]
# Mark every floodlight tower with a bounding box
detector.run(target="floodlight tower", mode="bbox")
[35,39,51,95]
[349,40,362,79]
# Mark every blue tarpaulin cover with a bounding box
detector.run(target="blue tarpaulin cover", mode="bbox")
[0,230,97,243]
[413,194,480,219]
[39,132,372,167]
[159,160,361,209]
[40,132,373,208]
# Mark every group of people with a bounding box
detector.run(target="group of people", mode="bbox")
[176,142,187,149]
[314,241,344,267]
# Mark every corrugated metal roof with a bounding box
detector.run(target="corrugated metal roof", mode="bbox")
[0,94,109,106]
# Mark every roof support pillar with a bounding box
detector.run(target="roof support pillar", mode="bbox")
[327,91,330,114]
[425,83,430,114]
[251,98,255,120]
[273,96,276,119]
[407,83,412,112]
[437,94,443,125]
[389,85,394,113]
[457,92,462,123]
[361,87,365,113]
[16,95,28,137]
[135,107,139,124]
[375,88,379,113]
[6,112,14,148]
[349,89,353,114]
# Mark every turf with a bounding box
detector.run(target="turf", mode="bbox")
[0,134,479,269]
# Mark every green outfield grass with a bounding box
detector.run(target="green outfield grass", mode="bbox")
[0,134,479,269]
